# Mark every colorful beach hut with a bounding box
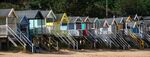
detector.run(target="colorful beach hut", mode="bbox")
[89,18,100,36]
[0,8,19,50]
[41,10,56,34]
[16,11,29,38]
[99,19,109,34]
[16,10,45,52]
[55,13,69,31]
[68,16,82,36]
[17,10,44,36]
[81,17,90,36]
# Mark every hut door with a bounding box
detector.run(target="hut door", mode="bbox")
[20,25,28,36]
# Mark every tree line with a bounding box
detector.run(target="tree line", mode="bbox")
[0,0,150,18]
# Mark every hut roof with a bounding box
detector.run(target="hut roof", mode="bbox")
[0,9,12,17]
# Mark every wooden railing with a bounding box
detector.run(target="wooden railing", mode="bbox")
[0,25,7,36]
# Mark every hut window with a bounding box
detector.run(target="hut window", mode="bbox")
[76,23,81,29]
[82,23,86,30]
[0,18,6,25]
[8,17,16,24]
[68,23,74,29]
[29,20,35,29]
[62,23,67,26]
[86,23,90,29]
[37,19,45,26]
[47,18,53,22]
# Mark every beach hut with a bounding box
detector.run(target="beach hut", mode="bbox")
[55,13,69,31]
[143,16,150,47]
[68,16,82,36]
[143,16,150,32]
[123,16,145,49]
[89,18,100,36]
[115,17,126,31]
[16,10,44,36]
[99,19,109,34]
[0,8,18,34]
[106,18,116,33]
[123,16,132,33]
[16,10,45,52]
[41,10,56,34]
[0,8,19,50]
[16,12,29,38]
[81,17,90,36]
[0,8,34,51]
[54,13,79,49]
[131,15,145,38]
[127,15,143,34]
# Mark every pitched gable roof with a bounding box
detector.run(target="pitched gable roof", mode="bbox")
[143,16,150,20]
[41,11,49,18]
[81,16,89,22]
[0,9,11,17]
[134,14,139,20]
[69,16,82,23]
[41,10,56,19]
[89,17,99,23]
[20,16,29,25]
[16,10,44,19]
[119,17,128,23]
[99,19,105,26]
[126,16,132,22]
[105,18,114,25]
[115,17,123,23]
[128,22,136,28]
[103,19,109,27]
[99,19,109,28]
[55,13,64,21]
[144,20,150,25]
[0,8,17,18]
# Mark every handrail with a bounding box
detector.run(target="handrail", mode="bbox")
[51,30,63,43]
[7,26,35,52]
[61,30,76,48]
[110,33,125,48]
[145,33,150,42]
[96,34,109,48]
[67,32,78,49]
[8,37,18,47]
[116,32,131,48]
[128,31,144,48]
[17,29,34,48]
[52,30,70,46]
[65,32,75,44]
[65,33,76,49]
[87,30,102,48]
[97,31,112,47]
[112,32,128,47]
[7,26,26,46]
[97,30,119,48]
[106,34,120,48]
[58,31,72,45]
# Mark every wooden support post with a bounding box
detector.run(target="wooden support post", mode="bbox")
[23,44,26,52]
[56,41,59,51]
[31,43,34,53]
[7,37,9,51]
[76,41,78,50]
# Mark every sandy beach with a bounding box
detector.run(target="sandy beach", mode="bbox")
[0,49,150,57]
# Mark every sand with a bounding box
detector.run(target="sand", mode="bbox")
[0,49,150,57]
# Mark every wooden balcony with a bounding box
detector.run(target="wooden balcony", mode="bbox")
[0,25,7,36]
